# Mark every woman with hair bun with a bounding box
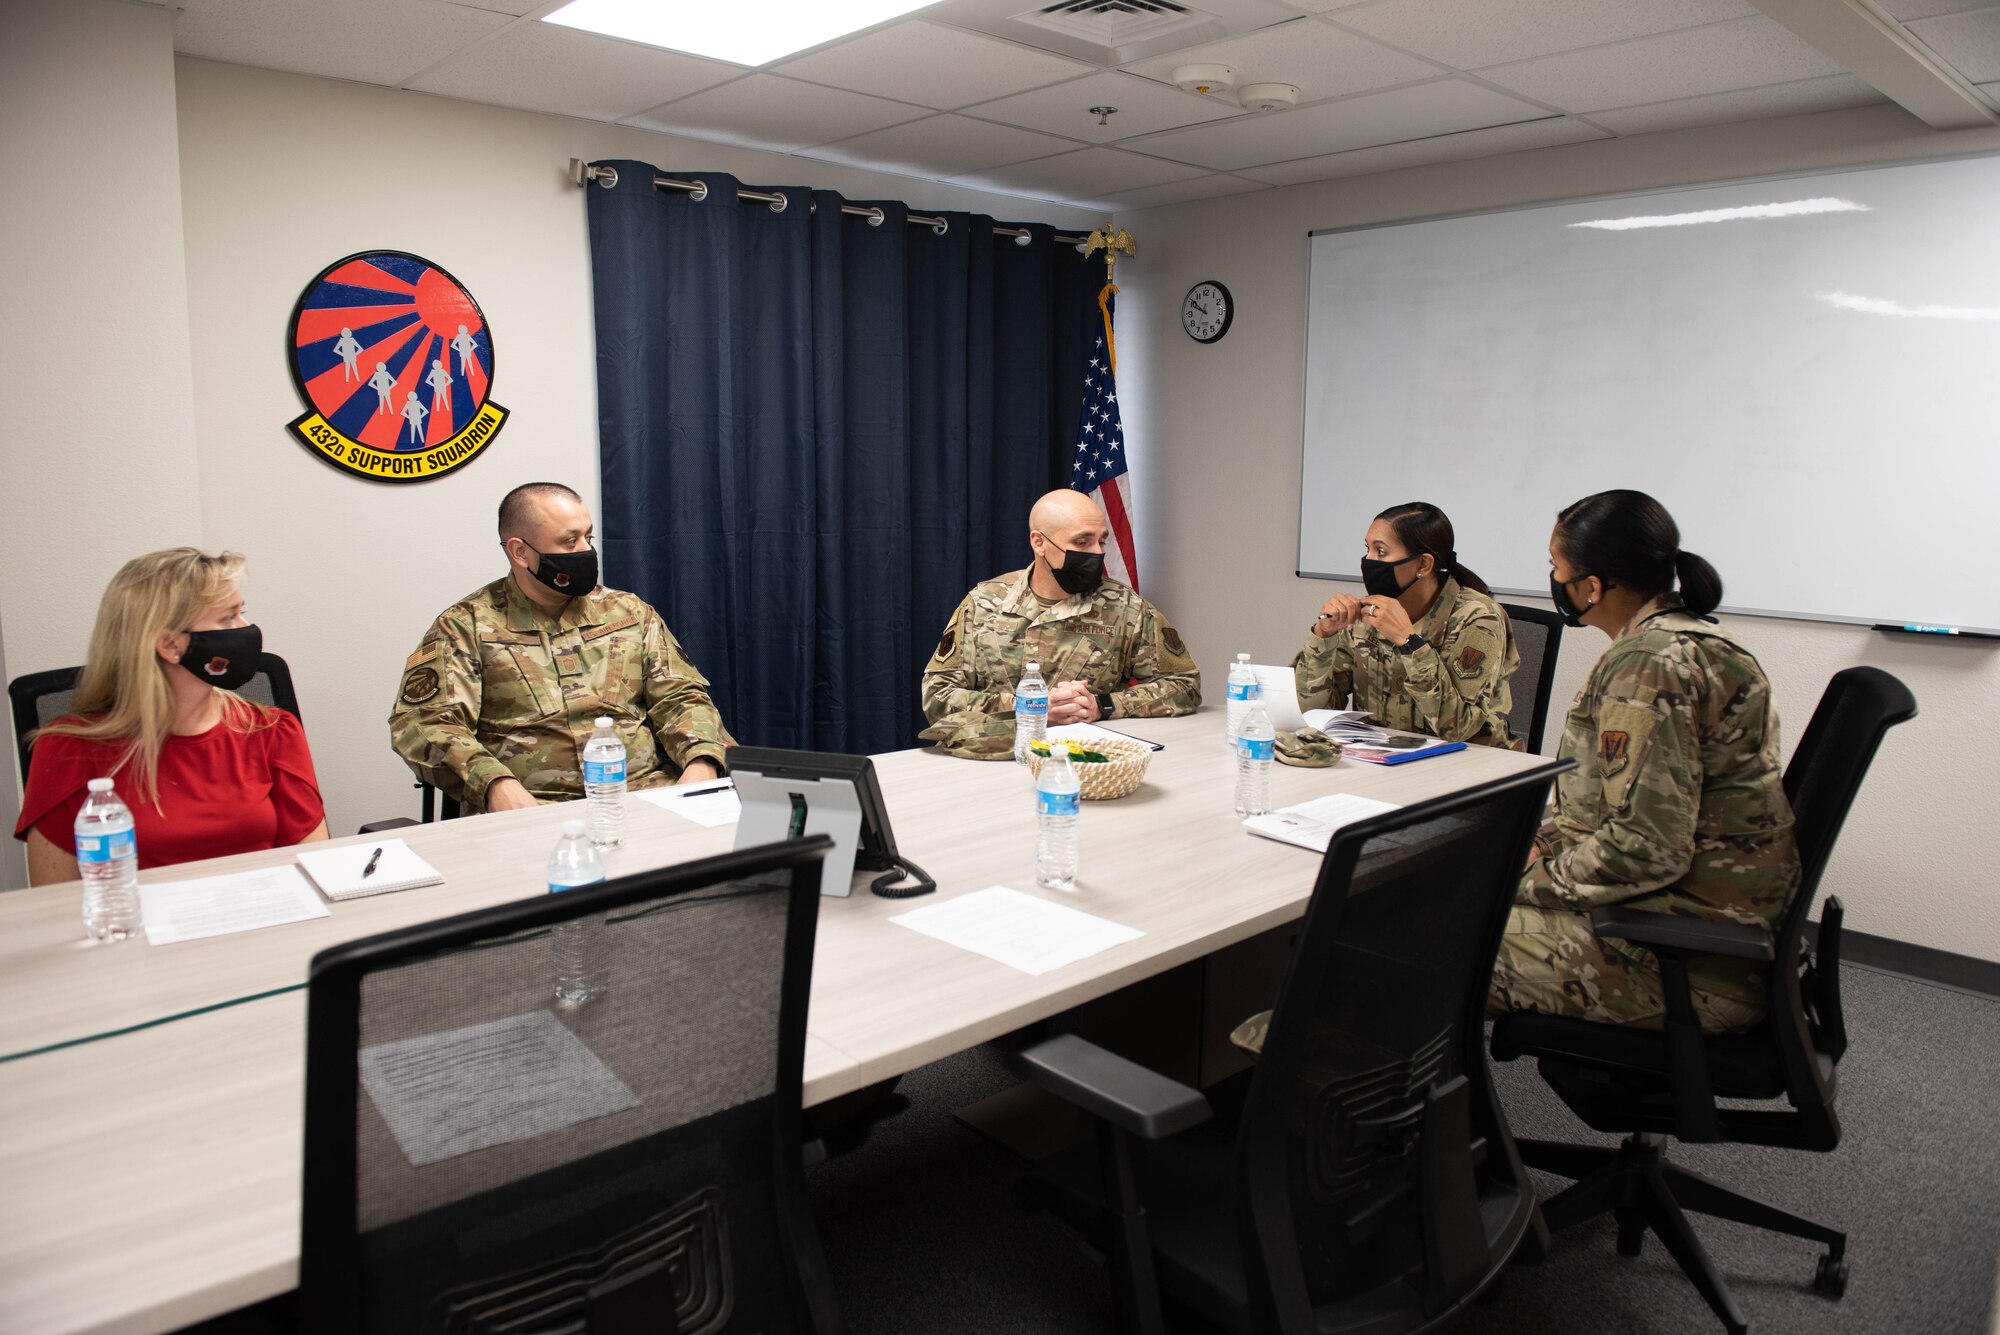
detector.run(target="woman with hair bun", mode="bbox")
[1295,501,1521,749]
[1490,490,1798,1033]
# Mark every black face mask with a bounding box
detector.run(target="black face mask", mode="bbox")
[523,543,598,598]
[1359,553,1423,599]
[1040,536,1105,596]
[178,624,262,691]
[1549,571,1597,628]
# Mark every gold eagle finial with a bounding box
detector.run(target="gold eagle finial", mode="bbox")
[1083,225,1136,280]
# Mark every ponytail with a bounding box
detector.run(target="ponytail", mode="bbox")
[1450,562,1493,597]
[1673,550,1722,617]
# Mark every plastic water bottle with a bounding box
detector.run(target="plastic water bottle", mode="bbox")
[1034,745,1081,890]
[548,818,607,1006]
[582,716,626,847]
[1014,661,1049,763]
[1235,705,1275,818]
[74,778,142,942]
[1226,653,1260,750]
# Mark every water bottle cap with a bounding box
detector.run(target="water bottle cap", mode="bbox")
[1025,662,1039,672]
[562,818,587,837]
[87,778,114,792]
[594,716,613,729]
[1236,653,1250,662]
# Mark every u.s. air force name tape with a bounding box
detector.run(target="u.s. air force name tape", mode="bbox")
[287,401,508,482]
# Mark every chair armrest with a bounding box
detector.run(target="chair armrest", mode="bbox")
[1009,1034,1212,1140]
[357,817,420,835]
[1590,906,1774,962]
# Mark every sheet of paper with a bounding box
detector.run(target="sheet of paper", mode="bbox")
[1044,722,1163,752]
[889,886,1143,976]
[1244,793,1402,853]
[138,865,330,945]
[1249,663,1307,731]
[635,779,741,827]
[359,1009,641,1167]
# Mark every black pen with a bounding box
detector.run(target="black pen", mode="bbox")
[360,846,383,879]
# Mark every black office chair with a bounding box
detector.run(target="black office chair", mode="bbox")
[299,835,845,1334]
[8,654,301,783]
[1489,666,1917,1334]
[1011,760,1572,1335]
[1496,602,1564,753]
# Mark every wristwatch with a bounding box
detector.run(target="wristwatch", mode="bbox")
[1095,692,1115,719]
[1395,634,1427,656]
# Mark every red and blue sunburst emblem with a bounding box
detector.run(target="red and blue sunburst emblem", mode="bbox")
[285,250,508,483]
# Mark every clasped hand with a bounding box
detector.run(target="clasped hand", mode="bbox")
[1313,593,1415,645]
[1047,680,1102,726]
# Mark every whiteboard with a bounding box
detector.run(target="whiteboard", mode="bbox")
[1298,153,2000,632]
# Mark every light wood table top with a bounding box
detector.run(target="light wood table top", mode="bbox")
[0,711,1552,1333]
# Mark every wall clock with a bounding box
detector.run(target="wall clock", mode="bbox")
[1182,280,1233,344]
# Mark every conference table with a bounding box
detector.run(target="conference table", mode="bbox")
[0,711,1551,1334]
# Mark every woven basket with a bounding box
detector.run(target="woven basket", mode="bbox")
[1025,739,1154,800]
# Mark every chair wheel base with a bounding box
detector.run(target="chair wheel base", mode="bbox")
[1814,1253,1848,1299]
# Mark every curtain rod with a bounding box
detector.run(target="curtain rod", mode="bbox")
[570,159,1088,248]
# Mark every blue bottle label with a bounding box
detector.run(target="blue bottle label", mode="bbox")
[1227,681,1259,702]
[1017,693,1048,718]
[1037,790,1080,817]
[75,829,135,864]
[584,758,625,785]
[548,872,606,894]
[1237,737,1275,762]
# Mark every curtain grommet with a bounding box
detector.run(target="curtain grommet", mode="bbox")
[931,219,949,237]
[866,207,885,227]
[768,194,788,214]
[689,180,709,203]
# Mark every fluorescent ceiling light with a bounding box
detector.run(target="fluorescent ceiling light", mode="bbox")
[543,0,937,67]
[1818,291,2000,321]
[1568,197,1869,231]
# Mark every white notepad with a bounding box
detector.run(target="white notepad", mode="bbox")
[296,839,443,900]
[1243,792,1402,854]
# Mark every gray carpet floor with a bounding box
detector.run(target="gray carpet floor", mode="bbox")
[804,965,2000,1334]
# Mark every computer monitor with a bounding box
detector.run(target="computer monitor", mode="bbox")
[729,748,933,899]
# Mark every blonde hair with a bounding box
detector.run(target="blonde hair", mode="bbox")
[34,548,271,802]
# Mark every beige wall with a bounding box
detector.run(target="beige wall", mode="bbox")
[1114,103,2000,961]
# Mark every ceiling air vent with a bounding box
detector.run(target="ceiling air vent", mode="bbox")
[1013,0,1215,49]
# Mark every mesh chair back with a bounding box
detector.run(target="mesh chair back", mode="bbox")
[301,837,840,1335]
[1496,603,1564,752]
[1781,666,1916,906]
[1237,761,1569,1330]
[8,655,301,783]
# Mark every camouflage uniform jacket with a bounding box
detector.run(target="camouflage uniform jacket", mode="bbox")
[389,575,733,812]
[1520,597,1800,1007]
[1292,577,1522,750]
[921,569,1200,740]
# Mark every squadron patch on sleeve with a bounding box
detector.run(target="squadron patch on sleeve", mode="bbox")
[400,666,441,705]
[1599,730,1629,774]
[1162,627,1187,657]
[930,622,960,668]
[1456,646,1487,679]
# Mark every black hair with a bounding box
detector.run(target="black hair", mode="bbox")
[1553,489,1722,616]
[497,482,581,541]
[1374,501,1491,596]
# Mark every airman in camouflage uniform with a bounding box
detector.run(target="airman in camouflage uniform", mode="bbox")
[1293,575,1522,750]
[1488,597,1799,1033]
[920,489,1199,758]
[389,483,731,812]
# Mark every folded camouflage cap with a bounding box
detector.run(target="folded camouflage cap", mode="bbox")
[1274,727,1341,768]
[918,710,1021,760]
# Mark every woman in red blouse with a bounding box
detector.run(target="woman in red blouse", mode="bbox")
[15,548,328,884]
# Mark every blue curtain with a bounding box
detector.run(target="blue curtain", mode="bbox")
[587,163,1097,754]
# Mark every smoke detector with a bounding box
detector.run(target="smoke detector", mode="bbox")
[1171,63,1236,96]
[1237,81,1298,112]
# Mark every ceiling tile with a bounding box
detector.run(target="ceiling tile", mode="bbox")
[406,20,742,119]
[1122,17,1440,104]
[1586,74,1887,136]
[962,71,1242,143]
[1874,0,2000,20]
[1124,78,1550,170]
[948,147,1207,205]
[804,115,1078,178]
[773,21,1093,110]
[174,0,511,86]
[440,0,545,14]
[1097,174,1272,212]
[1331,0,1755,71]
[1907,8,2000,83]
[1475,15,1845,113]
[1240,114,1607,185]
[625,75,927,152]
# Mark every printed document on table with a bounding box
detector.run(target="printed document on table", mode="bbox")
[635,779,740,827]
[1243,792,1402,853]
[889,886,1143,976]
[359,1009,640,1166]
[138,865,331,945]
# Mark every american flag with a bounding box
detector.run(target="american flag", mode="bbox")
[1071,285,1139,590]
